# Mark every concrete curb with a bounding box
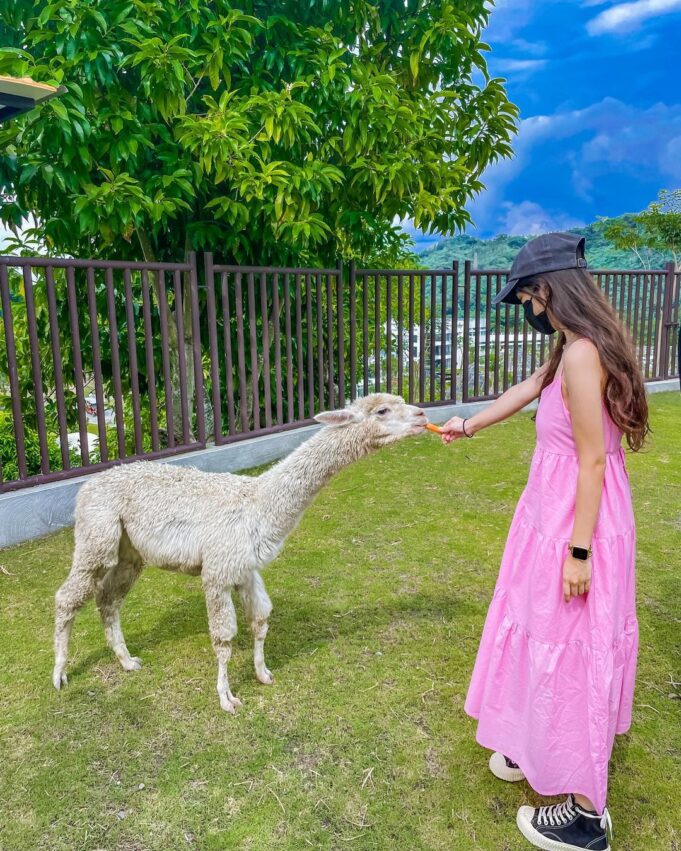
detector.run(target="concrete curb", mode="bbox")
[1,379,677,550]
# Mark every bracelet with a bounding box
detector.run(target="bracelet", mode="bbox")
[462,418,474,438]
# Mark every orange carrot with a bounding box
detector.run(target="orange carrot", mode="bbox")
[425,423,443,434]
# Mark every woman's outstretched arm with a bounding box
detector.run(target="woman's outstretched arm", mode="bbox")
[441,363,549,442]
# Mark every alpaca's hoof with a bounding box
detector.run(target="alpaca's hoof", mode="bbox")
[52,669,68,690]
[219,694,243,714]
[122,656,143,672]
[257,667,274,686]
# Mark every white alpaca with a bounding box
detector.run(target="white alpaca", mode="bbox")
[53,393,427,712]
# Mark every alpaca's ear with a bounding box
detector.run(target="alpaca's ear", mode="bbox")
[314,409,361,427]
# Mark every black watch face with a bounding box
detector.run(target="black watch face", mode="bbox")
[572,546,589,560]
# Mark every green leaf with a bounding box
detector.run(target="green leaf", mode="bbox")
[19,165,38,186]
[50,100,69,121]
[91,10,107,32]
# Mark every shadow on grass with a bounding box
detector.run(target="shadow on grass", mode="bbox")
[68,585,479,681]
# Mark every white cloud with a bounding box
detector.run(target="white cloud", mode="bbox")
[493,58,548,73]
[467,97,681,234]
[500,201,586,235]
[587,0,681,34]
[659,135,681,181]
[484,0,540,41]
[507,37,549,56]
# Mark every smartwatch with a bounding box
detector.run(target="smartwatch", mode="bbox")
[568,544,592,561]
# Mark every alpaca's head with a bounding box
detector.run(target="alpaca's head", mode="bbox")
[314,393,427,448]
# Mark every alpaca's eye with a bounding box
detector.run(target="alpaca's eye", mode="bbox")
[376,407,389,416]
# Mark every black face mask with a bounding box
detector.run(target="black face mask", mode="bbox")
[523,299,556,335]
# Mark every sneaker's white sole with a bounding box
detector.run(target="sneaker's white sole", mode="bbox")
[489,751,525,782]
[516,807,610,851]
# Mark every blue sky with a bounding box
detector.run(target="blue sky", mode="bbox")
[408,0,681,249]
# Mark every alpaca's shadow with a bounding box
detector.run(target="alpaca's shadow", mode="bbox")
[70,581,477,678]
[69,589,208,677]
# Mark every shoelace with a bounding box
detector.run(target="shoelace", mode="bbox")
[537,799,614,841]
[537,797,577,827]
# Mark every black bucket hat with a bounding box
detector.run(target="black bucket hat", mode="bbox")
[493,232,588,306]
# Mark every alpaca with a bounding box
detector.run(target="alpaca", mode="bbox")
[53,393,427,712]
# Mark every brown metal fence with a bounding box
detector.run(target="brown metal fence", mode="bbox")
[350,266,461,406]
[203,256,345,444]
[0,255,206,492]
[460,263,679,402]
[0,253,678,492]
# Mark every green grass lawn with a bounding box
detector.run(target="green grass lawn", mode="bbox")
[1,393,679,851]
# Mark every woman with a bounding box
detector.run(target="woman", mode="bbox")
[442,233,648,850]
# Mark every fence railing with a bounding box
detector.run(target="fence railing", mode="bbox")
[461,265,680,401]
[203,257,346,444]
[0,254,206,492]
[1,254,678,493]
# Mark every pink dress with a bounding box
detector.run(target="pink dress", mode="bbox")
[464,361,638,816]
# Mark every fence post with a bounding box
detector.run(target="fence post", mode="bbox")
[188,251,206,444]
[337,260,345,408]
[0,262,28,482]
[659,261,676,380]
[21,264,50,474]
[450,260,459,403]
[349,260,356,400]
[462,260,471,403]
[655,262,676,379]
[203,251,221,441]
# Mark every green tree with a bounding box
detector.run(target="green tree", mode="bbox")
[0,0,517,263]
[0,0,518,432]
[599,190,681,271]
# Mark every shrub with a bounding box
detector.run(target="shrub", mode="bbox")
[0,411,67,481]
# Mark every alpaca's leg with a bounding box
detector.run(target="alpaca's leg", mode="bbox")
[238,570,274,685]
[203,579,241,713]
[53,558,97,689]
[96,559,143,672]
[54,512,122,689]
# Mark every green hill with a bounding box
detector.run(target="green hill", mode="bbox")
[418,216,670,271]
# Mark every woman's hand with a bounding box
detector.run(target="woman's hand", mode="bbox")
[562,554,592,602]
[441,416,468,444]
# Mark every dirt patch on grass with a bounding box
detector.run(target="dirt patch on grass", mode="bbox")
[113,840,149,851]
[378,617,417,645]
[425,746,445,779]
[294,749,326,778]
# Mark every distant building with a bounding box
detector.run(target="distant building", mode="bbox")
[355,317,533,395]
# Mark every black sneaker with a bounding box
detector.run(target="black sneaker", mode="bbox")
[516,795,612,850]
[489,751,525,782]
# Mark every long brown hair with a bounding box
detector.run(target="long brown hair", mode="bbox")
[518,268,650,451]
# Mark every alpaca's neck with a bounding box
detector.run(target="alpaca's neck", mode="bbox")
[257,427,370,534]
